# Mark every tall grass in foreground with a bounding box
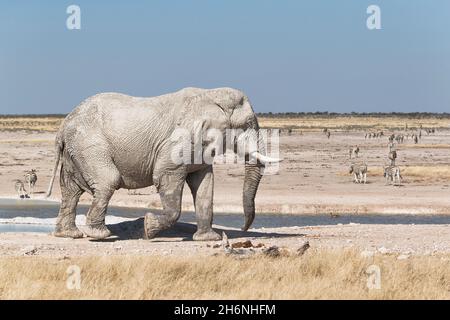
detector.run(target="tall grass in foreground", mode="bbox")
[0,250,449,299]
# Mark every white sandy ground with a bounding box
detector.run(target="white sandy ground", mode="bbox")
[0,130,450,257]
[0,214,449,258]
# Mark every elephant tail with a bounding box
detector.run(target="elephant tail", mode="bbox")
[46,133,63,198]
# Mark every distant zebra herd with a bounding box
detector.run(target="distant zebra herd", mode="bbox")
[13,169,38,199]
[266,128,297,136]
[348,126,438,186]
[365,131,384,139]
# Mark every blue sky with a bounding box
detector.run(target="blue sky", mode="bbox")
[0,1,449,114]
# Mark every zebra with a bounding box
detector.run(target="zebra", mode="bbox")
[14,180,29,198]
[384,165,402,185]
[395,134,404,144]
[24,169,37,197]
[349,162,367,184]
[349,146,360,159]
[388,133,395,143]
[388,142,397,166]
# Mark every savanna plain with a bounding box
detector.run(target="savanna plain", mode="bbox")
[0,114,449,299]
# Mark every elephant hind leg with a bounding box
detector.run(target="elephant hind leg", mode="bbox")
[84,172,121,239]
[83,189,115,239]
[54,166,85,238]
[74,155,121,239]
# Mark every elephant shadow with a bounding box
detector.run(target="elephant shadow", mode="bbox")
[103,218,302,242]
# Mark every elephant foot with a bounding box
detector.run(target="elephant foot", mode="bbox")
[193,229,222,241]
[53,226,84,239]
[144,212,162,239]
[83,224,111,239]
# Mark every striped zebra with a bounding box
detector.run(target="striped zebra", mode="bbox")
[349,162,367,184]
[384,165,402,185]
[349,146,360,159]
[387,142,397,166]
[388,133,395,143]
[24,169,37,197]
[14,180,29,198]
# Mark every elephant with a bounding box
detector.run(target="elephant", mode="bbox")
[46,87,280,240]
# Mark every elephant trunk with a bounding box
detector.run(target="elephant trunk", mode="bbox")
[242,133,265,231]
[242,162,262,231]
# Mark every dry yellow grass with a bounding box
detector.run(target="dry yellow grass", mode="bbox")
[401,166,450,182]
[0,139,54,144]
[339,165,450,182]
[259,116,450,131]
[0,250,449,299]
[1,115,449,132]
[0,117,63,132]
[400,144,450,149]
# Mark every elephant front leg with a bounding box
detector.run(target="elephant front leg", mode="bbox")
[187,166,221,241]
[144,172,186,239]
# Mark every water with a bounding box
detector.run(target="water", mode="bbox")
[0,198,449,233]
[0,224,54,233]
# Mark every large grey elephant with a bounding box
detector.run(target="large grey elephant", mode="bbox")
[46,87,280,240]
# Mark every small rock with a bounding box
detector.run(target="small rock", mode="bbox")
[21,245,38,256]
[397,254,410,260]
[232,240,253,249]
[263,246,280,258]
[212,244,220,249]
[297,241,310,256]
[221,232,232,253]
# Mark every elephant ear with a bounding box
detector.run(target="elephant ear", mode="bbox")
[180,88,246,130]
[196,101,231,132]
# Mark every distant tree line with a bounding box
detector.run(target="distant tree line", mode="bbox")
[257,112,450,119]
[1,112,450,119]
[0,114,67,118]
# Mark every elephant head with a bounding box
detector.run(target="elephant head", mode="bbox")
[180,87,281,230]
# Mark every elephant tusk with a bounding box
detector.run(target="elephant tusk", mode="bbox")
[251,152,282,164]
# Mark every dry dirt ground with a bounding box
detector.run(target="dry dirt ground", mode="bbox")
[1,118,450,299]
[0,126,449,258]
